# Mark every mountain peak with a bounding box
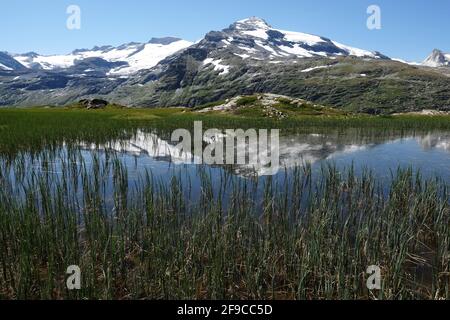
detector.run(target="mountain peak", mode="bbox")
[232,17,271,30]
[212,17,384,61]
[423,49,449,67]
[20,52,39,58]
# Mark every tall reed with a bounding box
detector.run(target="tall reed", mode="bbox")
[0,148,448,300]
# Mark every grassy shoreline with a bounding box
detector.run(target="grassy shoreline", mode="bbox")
[1,107,450,152]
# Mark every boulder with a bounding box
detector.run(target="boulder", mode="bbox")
[79,99,109,109]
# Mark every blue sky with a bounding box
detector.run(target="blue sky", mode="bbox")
[2,0,449,62]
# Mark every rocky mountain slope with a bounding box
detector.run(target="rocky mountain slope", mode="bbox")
[0,52,27,71]
[0,37,193,106]
[1,17,450,113]
[109,18,450,113]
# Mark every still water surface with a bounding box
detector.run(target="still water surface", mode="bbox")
[81,129,450,183]
[2,129,449,207]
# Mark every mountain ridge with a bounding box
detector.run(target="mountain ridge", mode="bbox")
[2,18,449,75]
[11,37,193,76]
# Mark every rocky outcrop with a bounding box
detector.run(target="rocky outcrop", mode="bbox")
[79,99,109,109]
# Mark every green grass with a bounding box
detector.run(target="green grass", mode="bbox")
[235,95,259,106]
[191,100,227,111]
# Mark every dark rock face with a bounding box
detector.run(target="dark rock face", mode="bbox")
[266,30,284,40]
[204,31,225,42]
[79,99,109,109]
[148,37,182,45]
[73,58,127,70]
[25,74,69,90]
[0,52,27,71]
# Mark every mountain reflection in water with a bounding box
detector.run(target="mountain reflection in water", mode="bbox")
[79,130,450,178]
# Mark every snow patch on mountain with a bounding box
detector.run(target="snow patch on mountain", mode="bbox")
[301,65,330,73]
[108,40,192,76]
[278,29,325,46]
[242,28,270,40]
[15,54,75,69]
[203,58,230,75]
[392,58,421,66]
[331,41,378,58]
[235,53,250,59]
[278,45,314,57]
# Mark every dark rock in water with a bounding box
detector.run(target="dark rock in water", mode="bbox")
[79,99,109,109]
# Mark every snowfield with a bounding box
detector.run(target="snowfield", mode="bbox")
[14,39,193,75]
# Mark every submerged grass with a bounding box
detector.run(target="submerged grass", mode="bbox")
[0,148,448,300]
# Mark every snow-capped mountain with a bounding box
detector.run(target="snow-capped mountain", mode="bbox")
[116,17,390,104]
[422,49,450,67]
[5,17,386,77]
[218,17,387,61]
[138,17,388,83]
[1,17,450,113]
[192,17,388,76]
[168,17,386,78]
[13,37,193,76]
